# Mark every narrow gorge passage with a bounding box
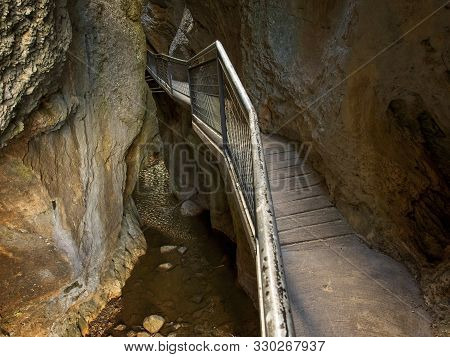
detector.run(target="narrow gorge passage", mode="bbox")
[89,157,258,337]
[0,0,448,342]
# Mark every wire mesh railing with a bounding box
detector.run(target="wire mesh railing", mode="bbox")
[146,42,294,337]
[147,50,190,98]
[189,58,222,134]
[221,66,255,221]
[147,51,157,76]
[156,56,169,86]
[168,61,190,97]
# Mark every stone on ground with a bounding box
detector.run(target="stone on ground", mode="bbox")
[114,324,127,331]
[157,263,174,271]
[160,245,178,254]
[136,331,151,337]
[191,294,203,304]
[143,315,165,334]
[78,318,89,336]
[180,200,203,216]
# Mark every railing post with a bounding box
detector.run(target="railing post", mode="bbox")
[217,59,228,150]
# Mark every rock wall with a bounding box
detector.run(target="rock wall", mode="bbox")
[0,0,71,146]
[240,0,449,333]
[143,0,449,333]
[0,0,158,336]
[142,0,241,64]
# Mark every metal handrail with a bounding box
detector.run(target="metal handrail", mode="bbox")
[146,41,294,337]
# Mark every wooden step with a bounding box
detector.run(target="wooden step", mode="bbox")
[263,142,298,152]
[266,156,306,170]
[267,163,314,178]
[277,207,343,232]
[271,184,326,204]
[279,219,353,245]
[274,195,333,218]
[269,172,323,192]
[264,150,300,162]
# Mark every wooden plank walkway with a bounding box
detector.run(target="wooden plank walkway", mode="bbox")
[263,134,432,336]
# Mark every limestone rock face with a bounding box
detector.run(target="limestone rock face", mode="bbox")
[142,0,184,53]
[0,0,158,336]
[0,0,71,146]
[143,0,449,332]
[143,0,241,65]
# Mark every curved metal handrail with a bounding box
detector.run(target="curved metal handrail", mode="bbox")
[146,41,294,337]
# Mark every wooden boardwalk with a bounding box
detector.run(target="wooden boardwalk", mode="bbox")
[263,134,432,336]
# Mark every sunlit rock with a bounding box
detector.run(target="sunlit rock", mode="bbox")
[143,315,165,334]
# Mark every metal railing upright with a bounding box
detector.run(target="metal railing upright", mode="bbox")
[146,42,294,337]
